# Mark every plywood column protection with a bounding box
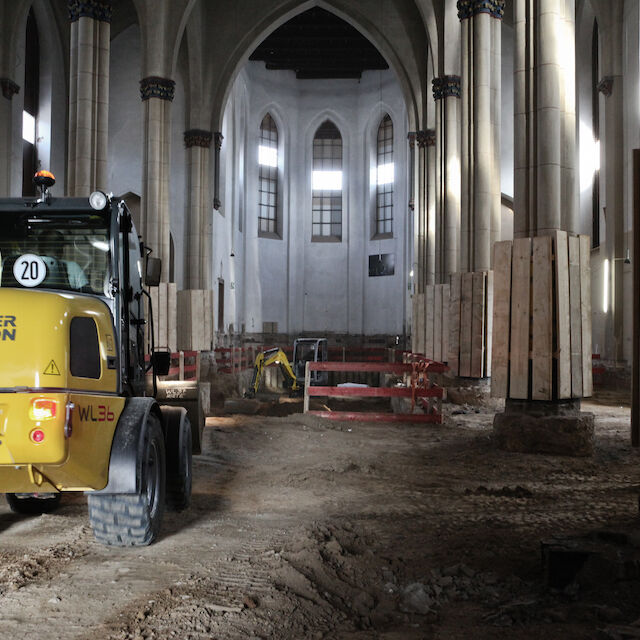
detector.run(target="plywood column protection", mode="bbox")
[433,76,461,282]
[67,0,111,196]
[459,0,504,272]
[140,77,174,282]
[185,130,213,290]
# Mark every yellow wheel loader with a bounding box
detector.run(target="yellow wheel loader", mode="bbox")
[0,172,193,546]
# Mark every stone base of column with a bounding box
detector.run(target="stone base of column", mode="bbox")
[493,399,594,456]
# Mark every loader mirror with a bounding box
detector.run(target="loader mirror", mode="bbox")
[145,257,161,287]
[152,351,171,376]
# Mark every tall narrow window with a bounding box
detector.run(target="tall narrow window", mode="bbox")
[375,114,394,236]
[312,120,342,240]
[22,9,39,196]
[258,114,278,235]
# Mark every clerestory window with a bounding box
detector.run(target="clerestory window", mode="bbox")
[258,113,278,236]
[312,120,342,240]
[374,114,393,237]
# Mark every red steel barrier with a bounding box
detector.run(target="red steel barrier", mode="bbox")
[303,358,447,423]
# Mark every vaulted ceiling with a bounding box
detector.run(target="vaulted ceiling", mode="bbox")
[249,7,389,79]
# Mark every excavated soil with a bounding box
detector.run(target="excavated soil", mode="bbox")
[0,388,639,639]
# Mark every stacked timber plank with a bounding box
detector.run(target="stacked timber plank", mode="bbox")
[491,233,592,400]
[423,284,450,365]
[148,282,177,351]
[177,289,214,352]
[447,272,493,378]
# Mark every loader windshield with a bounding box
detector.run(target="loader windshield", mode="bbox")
[0,212,110,295]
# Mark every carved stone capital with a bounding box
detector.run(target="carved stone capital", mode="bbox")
[597,76,613,97]
[140,77,175,102]
[416,130,436,148]
[68,0,112,23]
[432,76,461,100]
[214,131,224,150]
[0,78,20,100]
[457,0,505,20]
[184,129,213,149]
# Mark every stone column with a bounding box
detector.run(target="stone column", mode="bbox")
[67,0,111,196]
[140,77,174,282]
[184,129,213,290]
[433,76,461,283]
[459,0,504,271]
[514,0,576,237]
[598,6,625,364]
[0,78,19,195]
[493,0,592,456]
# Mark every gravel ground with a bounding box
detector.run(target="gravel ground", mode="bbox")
[0,388,639,639]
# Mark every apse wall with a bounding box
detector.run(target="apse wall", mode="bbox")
[217,62,409,339]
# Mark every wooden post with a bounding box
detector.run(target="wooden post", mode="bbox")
[303,361,311,413]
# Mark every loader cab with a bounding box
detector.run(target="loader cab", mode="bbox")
[0,178,150,397]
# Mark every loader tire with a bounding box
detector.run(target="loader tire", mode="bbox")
[165,412,192,512]
[6,492,61,514]
[88,415,166,546]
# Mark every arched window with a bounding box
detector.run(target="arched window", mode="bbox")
[375,114,393,236]
[312,120,342,240]
[258,113,278,235]
[22,9,39,196]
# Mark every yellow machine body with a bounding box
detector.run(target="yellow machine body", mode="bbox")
[0,289,125,492]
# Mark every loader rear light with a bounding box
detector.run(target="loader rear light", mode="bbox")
[30,429,45,443]
[29,398,58,421]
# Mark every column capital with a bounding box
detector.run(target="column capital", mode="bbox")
[416,130,436,147]
[140,77,175,102]
[0,78,20,100]
[184,129,213,149]
[457,0,505,20]
[408,132,416,147]
[68,0,112,23]
[214,132,224,150]
[432,76,461,100]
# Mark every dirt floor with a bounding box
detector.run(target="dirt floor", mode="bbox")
[1,385,640,639]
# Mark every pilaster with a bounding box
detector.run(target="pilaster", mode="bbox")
[185,129,213,290]
[141,76,175,282]
[433,75,461,282]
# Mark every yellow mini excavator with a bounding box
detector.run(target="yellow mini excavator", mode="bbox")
[244,338,328,398]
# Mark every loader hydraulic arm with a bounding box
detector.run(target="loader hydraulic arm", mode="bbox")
[245,348,300,398]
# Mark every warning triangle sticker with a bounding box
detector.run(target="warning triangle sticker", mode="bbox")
[43,360,61,376]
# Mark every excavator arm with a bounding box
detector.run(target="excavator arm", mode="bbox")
[244,348,300,398]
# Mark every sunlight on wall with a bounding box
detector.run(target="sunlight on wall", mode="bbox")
[579,120,599,192]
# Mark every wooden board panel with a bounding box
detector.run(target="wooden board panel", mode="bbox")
[470,272,486,377]
[203,288,213,351]
[167,283,177,352]
[448,274,461,375]
[531,236,553,400]
[150,286,160,348]
[425,287,435,359]
[176,289,191,351]
[509,238,532,399]
[413,294,425,355]
[568,236,583,398]
[441,284,450,364]
[434,285,443,362]
[459,273,474,377]
[491,242,512,397]
[554,230,571,399]
[192,290,205,351]
[485,271,494,379]
[579,235,593,397]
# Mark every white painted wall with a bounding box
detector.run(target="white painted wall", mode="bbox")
[218,62,409,338]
